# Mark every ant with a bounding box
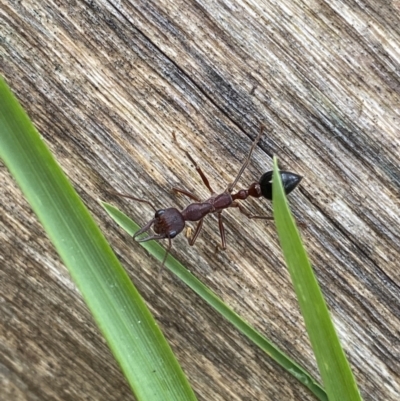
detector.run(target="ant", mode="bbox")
[111,126,302,267]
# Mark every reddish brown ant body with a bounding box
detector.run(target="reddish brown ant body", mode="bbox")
[112,126,302,266]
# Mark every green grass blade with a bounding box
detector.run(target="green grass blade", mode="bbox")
[102,202,328,401]
[272,157,363,401]
[0,77,197,401]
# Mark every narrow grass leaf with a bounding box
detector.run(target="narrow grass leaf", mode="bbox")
[0,77,197,401]
[272,157,363,401]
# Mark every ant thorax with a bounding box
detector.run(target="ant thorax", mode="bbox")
[181,192,234,222]
[181,202,213,222]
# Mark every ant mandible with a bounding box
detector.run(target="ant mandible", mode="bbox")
[112,126,302,267]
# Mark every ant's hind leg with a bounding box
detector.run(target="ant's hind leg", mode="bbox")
[233,203,307,228]
[227,124,265,193]
[232,202,274,220]
[172,187,201,202]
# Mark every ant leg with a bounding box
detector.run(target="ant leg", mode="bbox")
[231,202,273,220]
[186,152,215,194]
[172,187,201,202]
[172,131,214,194]
[233,203,306,227]
[217,212,226,250]
[227,124,265,193]
[161,236,172,268]
[157,236,172,280]
[189,219,204,246]
[107,190,157,211]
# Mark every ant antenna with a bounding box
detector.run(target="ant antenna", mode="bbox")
[108,190,157,211]
[227,125,265,193]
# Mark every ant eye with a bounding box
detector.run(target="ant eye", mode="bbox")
[155,209,165,217]
[169,230,178,238]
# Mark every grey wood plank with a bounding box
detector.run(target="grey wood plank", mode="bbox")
[1,0,399,400]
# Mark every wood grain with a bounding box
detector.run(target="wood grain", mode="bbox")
[1,0,399,400]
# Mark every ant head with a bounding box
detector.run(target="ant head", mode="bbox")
[133,208,185,242]
[259,171,302,200]
[153,208,185,239]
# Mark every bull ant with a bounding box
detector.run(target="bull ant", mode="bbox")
[112,126,302,267]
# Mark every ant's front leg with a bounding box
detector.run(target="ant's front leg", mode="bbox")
[107,190,157,211]
[231,202,274,220]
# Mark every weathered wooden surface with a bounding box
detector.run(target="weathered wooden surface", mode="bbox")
[1,0,399,400]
